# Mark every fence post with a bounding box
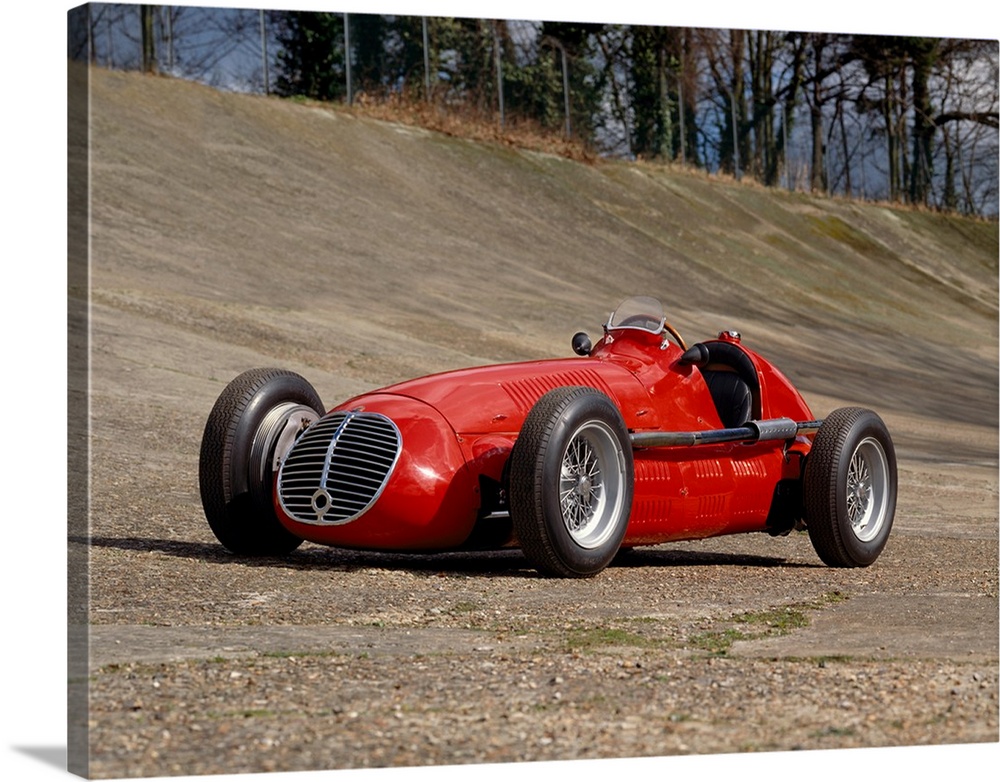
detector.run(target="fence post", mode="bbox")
[783,102,790,190]
[731,92,741,180]
[541,36,571,140]
[561,46,571,138]
[344,13,353,105]
[677,51,686,165]
[677,82,685,163]
[493,21,504,128]
[86,3,94,63]
[260,9,269,95]
[164,6,174,71]
[140,5,157,73]
[422,17,431,100]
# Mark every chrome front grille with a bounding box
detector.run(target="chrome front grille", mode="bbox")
[277,411,401,526]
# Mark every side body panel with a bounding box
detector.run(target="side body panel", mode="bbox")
[615,331,815,544]
[627,442,803,545]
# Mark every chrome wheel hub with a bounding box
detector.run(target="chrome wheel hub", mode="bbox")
[845,436,890,542]
[558,421,626,549]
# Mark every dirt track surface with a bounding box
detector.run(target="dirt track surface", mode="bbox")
[74,65,998,778]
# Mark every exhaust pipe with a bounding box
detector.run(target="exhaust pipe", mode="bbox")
[630,418,823,449]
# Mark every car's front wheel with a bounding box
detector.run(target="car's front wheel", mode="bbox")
[509,386,634,577]
[803,407,897,567]
[199,368,324,555]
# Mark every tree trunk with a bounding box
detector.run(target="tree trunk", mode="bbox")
[883,72,899,201]
[140,5,157,73]
[778,36,806,189]
[808,37,826,192]
[680,29,700,167]
[719,31,747,177]
[909,41,937,206]
[942,125,957,211]
[838,99,852,197]
[749,31,777,183]
[810,102,825,191]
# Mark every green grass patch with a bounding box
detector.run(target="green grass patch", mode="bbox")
[734,606,809,633]
[565,626,655,652]
[806,215,897,262]
[812,725,857,739]
[686,592,847,657]
[783,654,856,666]
[688,628,746,657]
[259,650,342,660]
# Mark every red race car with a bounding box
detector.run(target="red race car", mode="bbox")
[199,296,897,577]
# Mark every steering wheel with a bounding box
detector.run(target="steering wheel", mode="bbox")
[614,315,687,351]
[663,320,687,351]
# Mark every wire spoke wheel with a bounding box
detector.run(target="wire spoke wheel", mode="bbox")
[558,421,625,549]
[804,407,897,567]
[509,386,634,577]
[845,437,890,542]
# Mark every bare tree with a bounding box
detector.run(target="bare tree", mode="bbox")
[71,8,999,215]
[140,5,156,73]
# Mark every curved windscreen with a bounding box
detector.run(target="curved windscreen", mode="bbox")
[606,296,666,334]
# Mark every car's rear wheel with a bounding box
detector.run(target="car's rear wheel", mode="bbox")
[509,386,634,577]
[199,368,324,555]
[803,407,897,567]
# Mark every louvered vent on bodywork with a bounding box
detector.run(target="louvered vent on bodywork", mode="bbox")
[277,411,401,526]
[501,370,617,413]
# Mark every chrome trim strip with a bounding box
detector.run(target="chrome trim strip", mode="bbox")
[317,411,355,491]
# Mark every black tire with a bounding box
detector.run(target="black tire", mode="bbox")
[199,368,324,555]
[803,407,897,567]
[509,386,634,577]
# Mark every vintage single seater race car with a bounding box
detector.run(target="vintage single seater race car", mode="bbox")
[199,296,897,577]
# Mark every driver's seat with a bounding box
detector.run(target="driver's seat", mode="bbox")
[680,340,760,428]
[702,370,753,428]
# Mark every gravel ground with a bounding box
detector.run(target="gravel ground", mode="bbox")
[88,648,995,777]
[74,67,998,779]
[81,453,998,777]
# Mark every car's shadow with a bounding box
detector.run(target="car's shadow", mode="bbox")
[77,535,819,576]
